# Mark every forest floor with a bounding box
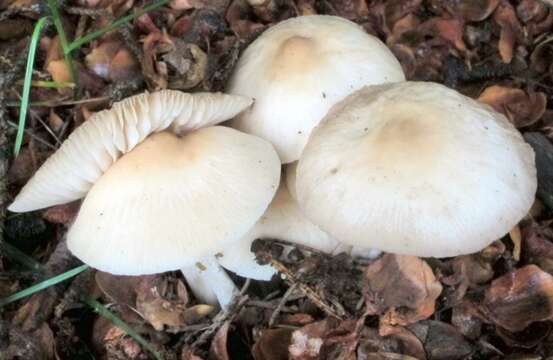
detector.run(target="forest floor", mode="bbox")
[1,0,553,359]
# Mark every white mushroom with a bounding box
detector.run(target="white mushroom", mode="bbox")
[218,177,342,281]
[296,81,537,258]
[218,163,382,281]
[227,15,405,164]
[9,91,281,308]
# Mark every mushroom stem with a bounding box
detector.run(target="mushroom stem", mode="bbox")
[181,257,238,308]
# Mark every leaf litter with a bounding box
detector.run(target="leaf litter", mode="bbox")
[1,0,553,359]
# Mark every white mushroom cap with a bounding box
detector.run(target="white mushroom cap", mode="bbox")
[9,91,253,212]
[227,15,405,164]
[68,128,280,275]
[296,81,537,258]
[218,177,342,281]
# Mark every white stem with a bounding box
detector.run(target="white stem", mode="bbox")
[180,257,238,309]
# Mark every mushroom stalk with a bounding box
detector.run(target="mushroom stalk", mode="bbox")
[181,257,238,308]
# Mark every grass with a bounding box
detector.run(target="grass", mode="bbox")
[6,2,172,358]
[13,16,48,156]
[0,244,165,359]
[14,0,169,156]
[0,264,89,307]
[83,297,165,360]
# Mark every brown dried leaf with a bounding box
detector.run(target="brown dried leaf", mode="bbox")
[162,40,207,89]
[358,326,426,360]
[209,321,230,360]
[482,264,553,332]
[171,0,229,11]
[252,328,294,360]
[384,0,422,31]
[182,348,206,360]
[522,220,553,274]
[453,0,500,22]
[419,17,467,53]
[493,2,523,63]
[365,254,442,327]
[42,201,80,225]
[289,320,329,360]
[478,85,547,127]
[451,300,483,339]
[85,39,140,82]
[142,31,174,90]
[408,321,472,360]
[516,0,547,23]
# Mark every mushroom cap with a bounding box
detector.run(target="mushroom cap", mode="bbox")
[227,15,405,164]
[9,91,253,212]
[68,128,280,275]
[296,81,537,258]
[218,178,340,280]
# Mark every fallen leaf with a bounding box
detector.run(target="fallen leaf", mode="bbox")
[289,320,329,360]
[521,220,553,274]
[482,264,553,332]
[365,254,442,327]
[493,2,523,63]
[42,201,81,225]
[408,321,472,360]
[478,85,547,128]
[252,328,294,360]
[358,327,425,360]
[85,39,140,82]
[451,300,483,340]
[452,0,500,22]
[209,321,230,360]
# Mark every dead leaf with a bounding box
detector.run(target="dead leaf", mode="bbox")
[478,85,547,127]
[516,0,547,23]
[289,320,327,360]
[85,39,140,82]
[408,320,472,360]
[482,264,553,332]
[456,0,500,21]
[510,225,522,261]
[252,328,294,360]
[522,220,553,274]
[209,321,230,360]
[358,327,425,360]
[42,201,81,225]
[419,17,467,53]
[142,30,174,90]
[451,300,483,340]
[493,2,523,63]
[162,40,208,89]
[365,254,442,327]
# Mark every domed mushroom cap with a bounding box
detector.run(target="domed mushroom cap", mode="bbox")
[218,178,340,280]
[296,81,537,258]
[227,15,405,164]
[68,128,281,275]
[9,91,252,212]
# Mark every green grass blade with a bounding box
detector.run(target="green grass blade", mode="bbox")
[82,297,165,360]
[46,0,78,85]
[14,16,48,156]
[66,0,170,53]
[32,80,75,88]
[0,241,45,272]
[0,264,89,307]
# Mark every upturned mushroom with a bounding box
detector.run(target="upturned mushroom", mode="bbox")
[295,81,537,257]
[227,15,406,163]
[9,90,281,307]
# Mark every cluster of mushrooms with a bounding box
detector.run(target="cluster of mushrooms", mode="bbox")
[10,15,537,308]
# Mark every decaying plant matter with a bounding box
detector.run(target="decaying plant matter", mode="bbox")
[1,0,552,359]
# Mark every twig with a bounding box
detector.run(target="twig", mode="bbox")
[269,283,297,327]
[0,4,43,21]
[191,279,251,348]
[268,258,344,320]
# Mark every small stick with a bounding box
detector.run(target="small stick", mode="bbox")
[268,258,344,320]
[268,283,297,327]
[191,279,251,348]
